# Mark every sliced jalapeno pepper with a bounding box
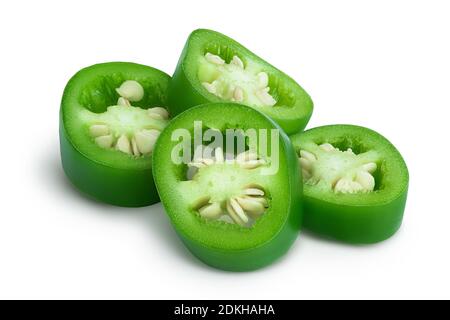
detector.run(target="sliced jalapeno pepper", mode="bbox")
[168,29,313,135]
[60,62,171,207]
[290,125,409,243]
[152,103,302,271]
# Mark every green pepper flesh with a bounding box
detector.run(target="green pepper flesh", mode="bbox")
[290,125,409,243]
[168,29,313,135]
[60,62,170,207]
[153,103,302,270]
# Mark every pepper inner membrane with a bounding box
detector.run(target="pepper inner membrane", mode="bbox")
[78,78,169,156]
[299,140,382,194]
[197,43,296,108]
[183,143,270,228]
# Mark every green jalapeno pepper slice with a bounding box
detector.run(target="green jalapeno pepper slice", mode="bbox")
[152,103,302,271]
[290,125,408,243]
[168,29,313,135]
[60,62,171,207]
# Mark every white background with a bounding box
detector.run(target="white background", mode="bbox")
[0,0,449,299]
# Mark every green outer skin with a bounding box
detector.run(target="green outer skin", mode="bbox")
[290,125,409,244]
[60,62,170,207]
[168,29,313,135]
[153,103,302,271]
